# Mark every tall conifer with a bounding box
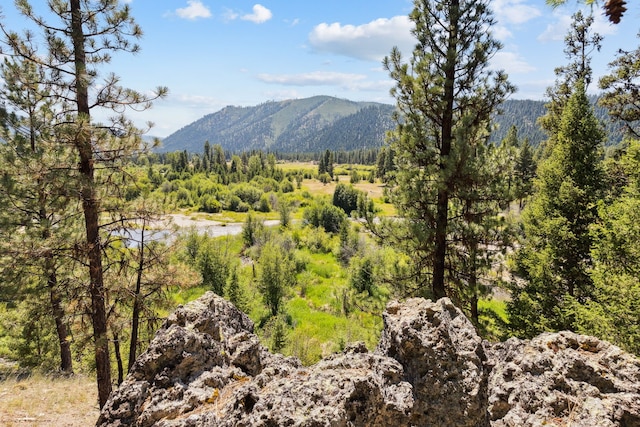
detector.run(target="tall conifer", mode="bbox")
[382,0,514,299]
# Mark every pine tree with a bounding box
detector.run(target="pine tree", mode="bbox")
[0,57,78,373]
[258,241,296,317]
[571,140,640,354]
[538,11,602,142]
[382,0,514,298]
[1,1,167,407]
[508,81,605,336]
[598,31,640,138]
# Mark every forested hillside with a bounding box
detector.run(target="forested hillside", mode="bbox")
[160,96,625,154]
[160,96,393,153]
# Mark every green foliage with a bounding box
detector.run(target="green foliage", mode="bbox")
[337,222,363,265]
[303,199,347,233]
[225,266,248,313]
[382,0,514,300]
[349,256,375,296]
[508,81,605,336]
[242,212,264,248]
[278,197,291,229]
[233,183,264,206]
[570,139,640,355]
[332,183,361,215]
[258,240,297,317]
[299,226,335,254]
[598,31,640,138]
[199,194,222,213]
[318,172,332,184]
[196,239,231,295]
[349,169,361,184]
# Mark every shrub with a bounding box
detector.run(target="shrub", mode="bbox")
[256,194,271,212]
[303,200,347,233]
[233,183,263,205]
[280,179,294,193]
[200,195,222,213]
[318,173,332,184]
[333,183,361,215]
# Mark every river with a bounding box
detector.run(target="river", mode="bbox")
[117,214,280,246]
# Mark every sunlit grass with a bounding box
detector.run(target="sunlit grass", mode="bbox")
[0,374,98,426]
[478,297,509,340]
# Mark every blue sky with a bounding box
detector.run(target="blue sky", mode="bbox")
[1,0,638,137]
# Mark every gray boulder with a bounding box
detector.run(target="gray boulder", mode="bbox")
[486,331,640,426]
[97,292,640,427]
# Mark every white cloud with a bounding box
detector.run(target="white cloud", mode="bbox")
[257,71,392,93]
[257,71,367,86]
[176,1,212,20]
[591,11,619,36]
[491,51,536,73]
[538,8,617,42]
[309,16,414,62]
[492,24,513,41]
[222,8,239,22]
[286,18,301,27]
[241,4,273,24]
[538,13,571,42]
[492,0,541,25]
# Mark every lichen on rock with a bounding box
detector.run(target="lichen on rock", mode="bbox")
[97,292,640,427]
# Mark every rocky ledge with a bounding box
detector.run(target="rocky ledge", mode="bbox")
[97,292,640,427]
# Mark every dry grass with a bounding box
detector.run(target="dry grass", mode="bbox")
[0,374,99,427]
[302,176,386,199]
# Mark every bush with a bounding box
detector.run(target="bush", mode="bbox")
[225,194,249,212]
[300,226,334,254]
[280,179,294,193]
[303,200,347,233]
[318,173,332,184]
[233,183,263,205]
[199,195,222,213]
[333,183,361,215]
[175,187,193,207]
[256,194,271,212]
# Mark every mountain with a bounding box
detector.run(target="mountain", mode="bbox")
[158,95,625,154]
[159,96,395,154]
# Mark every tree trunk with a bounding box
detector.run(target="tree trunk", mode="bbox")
[37,147,73,374]
[128,228,145,372]
[70,0,112,408]
[113,331,124,386]
[47,265,74,374]
[432,0,460,299]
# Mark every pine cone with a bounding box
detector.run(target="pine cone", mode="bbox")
[604,0,627,24]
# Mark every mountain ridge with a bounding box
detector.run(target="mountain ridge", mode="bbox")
[158,95,624,154]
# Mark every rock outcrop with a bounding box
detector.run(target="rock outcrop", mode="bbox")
[97,292,640,427]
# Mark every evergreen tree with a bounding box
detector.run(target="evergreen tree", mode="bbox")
[382,0,514,298]
[514,137,536,208]
[324,150,334,178]
[598,31,640,138]
[376,148,387,179]
[571,140,640,355]
[0,57,78,373]
[225,266,248,312]
[1,1,167,407]
[508,81,605,337]
[258,240,296,317]
[538,11,602,142]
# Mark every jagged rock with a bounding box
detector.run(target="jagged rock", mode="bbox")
[486,331,640,427]
[377,298,489,427]
[97,292,640,427]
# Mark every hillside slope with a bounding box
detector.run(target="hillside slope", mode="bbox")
[159,96,625,154]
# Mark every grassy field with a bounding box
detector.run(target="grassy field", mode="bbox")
[0,374,99,426]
